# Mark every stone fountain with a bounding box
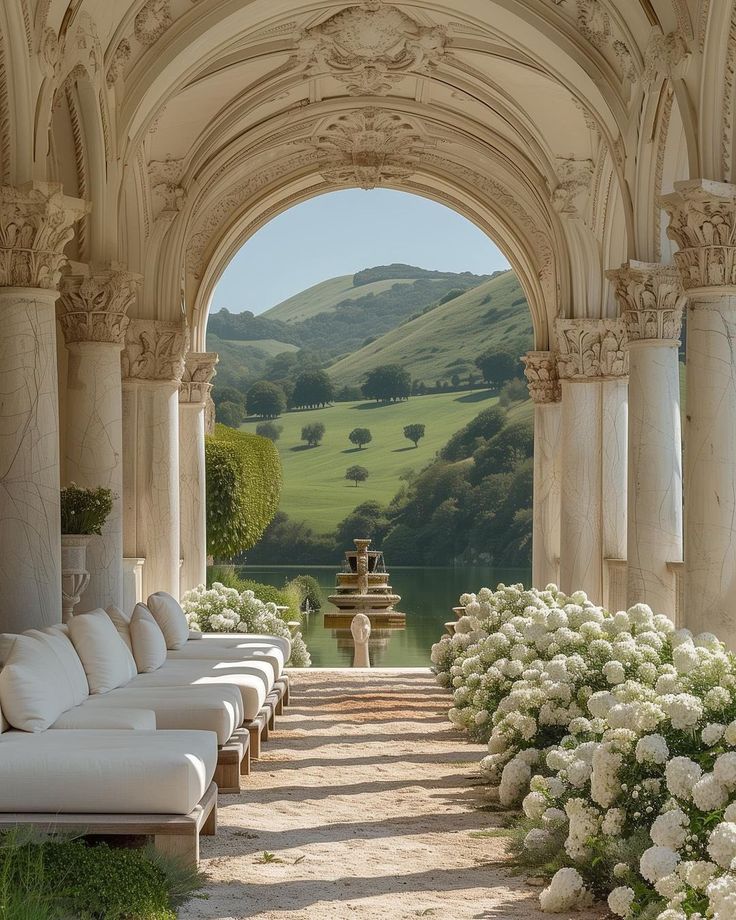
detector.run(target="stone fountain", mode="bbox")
[324,538,405,630]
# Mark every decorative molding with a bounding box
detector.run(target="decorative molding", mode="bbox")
[0,35,12,184]
[148,158,186,220]
[552,156,595,217]
[555,318,628,379]
[180,351,219,403]
[106,39,131,86]
[522,351,561,403]
[661,179,736,290]
[723,5,736,178]
[134,0,172,47]
[0,182,88,289]
[296,3,446,95]
[58,265,140,345]
[643,29,689,87]
[122,319,189,382]
[606,261,683,344]
[652,87,674,262]
[577,0,611,51]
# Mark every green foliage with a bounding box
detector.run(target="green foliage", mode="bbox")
[334,500,387,547]
[212,385,246,409]
[498,377,529,407]
[335,384,363,402]
[205,424,282,559]
[289,574,323,611]
[474,347,521,389]
[207,308,299,346]
[345,465,369,486]
[217,400,245,428]
[60,485,113,536]
[403,423,425,447]
[348,427,372,449]
[352,264,489,287]
[291,370,334,409]
[244,512,335,565]
[440,406,507,461]
[362,364,411,402]
[255,421,282,442]
[301,422,325,447]
[246,380,286,419]
[207,565,304,623]
[470,419,534,481]
[438,288,465,304]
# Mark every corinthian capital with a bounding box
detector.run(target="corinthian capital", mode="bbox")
[58,265,140,345]
[606,260,683,344]
[0,182,88,289]
[555,318,629,380]
[660,179,736,290]
[122,318,189,383]
[180,352,219,404]
[522,351,561,403]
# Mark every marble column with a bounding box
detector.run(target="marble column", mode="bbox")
[607,261,684,618]
[522,351,562,588]
[58,266,139,612]
[555,318,628,604]
[0,183,87,632]
[662,179,736,642]
[122,319,188,600]
[179,352,218,595]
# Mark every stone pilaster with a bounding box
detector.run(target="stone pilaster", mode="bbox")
[58,265,139,612]
[522,351,562,589]
[661,180,736,642]
[122,318,189,599]
[179,351,218,595]
[555,319,628,605]
[607,261,684,619]
[0,182,87,632]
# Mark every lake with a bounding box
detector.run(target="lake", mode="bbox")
[239,565,530,667]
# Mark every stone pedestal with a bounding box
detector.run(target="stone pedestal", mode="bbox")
[662,180,736,643]
[608,261,684,618]
[122,319,188,600]
[0,183,86,632]
[179,352,218,595]
[556,318,628,604]
[522,351,561,588]
[58,266,138,612]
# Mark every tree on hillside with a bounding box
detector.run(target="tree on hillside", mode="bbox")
[301,422,326,448]
[334,500,387,547]
[335,384,363,402]
[246,381,287,419]
[213,385,246,410]
[217,401,245,428]
[403,423,426,448]
[345,465,369,487]
[256,421,283,442]
[348,427,372,449]
[440,406,506,461]
[291,369,334,408]
[474,348,520,390]
[362,364,411,403]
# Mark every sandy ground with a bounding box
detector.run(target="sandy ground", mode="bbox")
[181,669,605,920]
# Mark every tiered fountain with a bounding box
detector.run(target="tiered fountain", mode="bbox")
[324,538,405,630]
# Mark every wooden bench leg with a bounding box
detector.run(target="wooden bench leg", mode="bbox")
[202,802,217,837]
[154,832,199,869]
[240,743,251,776]
[248,721,262,759]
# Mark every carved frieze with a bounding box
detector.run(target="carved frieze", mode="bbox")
[522,351,561,404]
[643,29,689,86]
[607,261,683,344]
[122,318,189,382]
[0,182,88,289]
[180,351,218,404]
[58,266,140,345]
[296,3,446,95]
[106,39,131,86]
[556,318,629,379]
[660,179,736,290]
[552,157,595,218]
[134,0,172,47]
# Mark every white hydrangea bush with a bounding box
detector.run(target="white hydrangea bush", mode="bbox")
[182,582,311,667]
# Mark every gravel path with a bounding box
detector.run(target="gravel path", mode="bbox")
[182,668,604,919]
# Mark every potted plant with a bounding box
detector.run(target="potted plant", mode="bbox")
[60,484,113,621]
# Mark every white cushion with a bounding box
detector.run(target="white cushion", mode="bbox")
[69,609,137,694]
[52,706,156,731]
[197,632,291,660]
[129,604,167,673]
[168,641,285,678]
[147,592,189,650]
[0,631,89,732]
[0,729,217,814]
[105,605,133,651]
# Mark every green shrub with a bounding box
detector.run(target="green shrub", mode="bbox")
[207,566,301,624]
[60,485,113,535]
[205,424,282,560]
[289,574,322,611]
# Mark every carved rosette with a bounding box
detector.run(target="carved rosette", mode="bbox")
[607,261,683,345]
[555,318,629,380]
[180,352,219,404]
[522,351,561,403]
[58,267,140,345]
[122,319,189,383]
[0,182,88,289]
[661,179,736,290]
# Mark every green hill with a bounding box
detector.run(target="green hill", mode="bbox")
[327,270,533,388]
[262,274,418,324]
[208,335,298,389]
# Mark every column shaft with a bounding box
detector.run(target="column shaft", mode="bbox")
[601,378,628,562]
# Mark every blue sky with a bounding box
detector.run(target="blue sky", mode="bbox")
[212,189,509,315]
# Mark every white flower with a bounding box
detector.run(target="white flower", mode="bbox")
[666,757,703,800]
[608,886,635,917]
[707,874,736,920]
[692,773,729,811]
[539,868,591,913]
[707,822,736,869]
[640,845,680,884]
[714,752,736,789]
[650,808,689,850]
[602,808,626,836]
[636,734,669,765]
[703,723,726,746]
[603,660,626,685]
[613,862,629,879]
[522,791,547,820]
[665,693,703,730]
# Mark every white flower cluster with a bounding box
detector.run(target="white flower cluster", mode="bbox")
[181,582,311,667]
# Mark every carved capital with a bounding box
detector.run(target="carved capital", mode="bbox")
[122,318,189,382]
[522,351,561,403]
[555,318,629,379]
[660,179,736,290]
[58,265,140,345]
[606,260,684,344]
[0,182,88,289]
[180,351,219,404]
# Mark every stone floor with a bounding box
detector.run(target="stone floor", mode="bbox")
[181,669,604,919]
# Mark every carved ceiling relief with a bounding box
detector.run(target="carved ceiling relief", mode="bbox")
[552,156,595,219]
[148,158,186,221]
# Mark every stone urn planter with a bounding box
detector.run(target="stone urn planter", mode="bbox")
[61,534,91,623]
[60,484,113,622]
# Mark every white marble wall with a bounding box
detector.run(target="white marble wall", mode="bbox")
[532,401,562,587]
[0,290,62,630]
[179,402,207,593]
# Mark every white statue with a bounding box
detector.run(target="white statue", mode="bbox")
[351,613,371,668]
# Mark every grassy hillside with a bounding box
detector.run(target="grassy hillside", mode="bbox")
[328,270,533,388]
[208,335,298,389]
[239,391,532,533]
[262,275,418,324]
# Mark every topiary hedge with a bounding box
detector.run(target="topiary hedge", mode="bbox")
[205,423,282,560]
